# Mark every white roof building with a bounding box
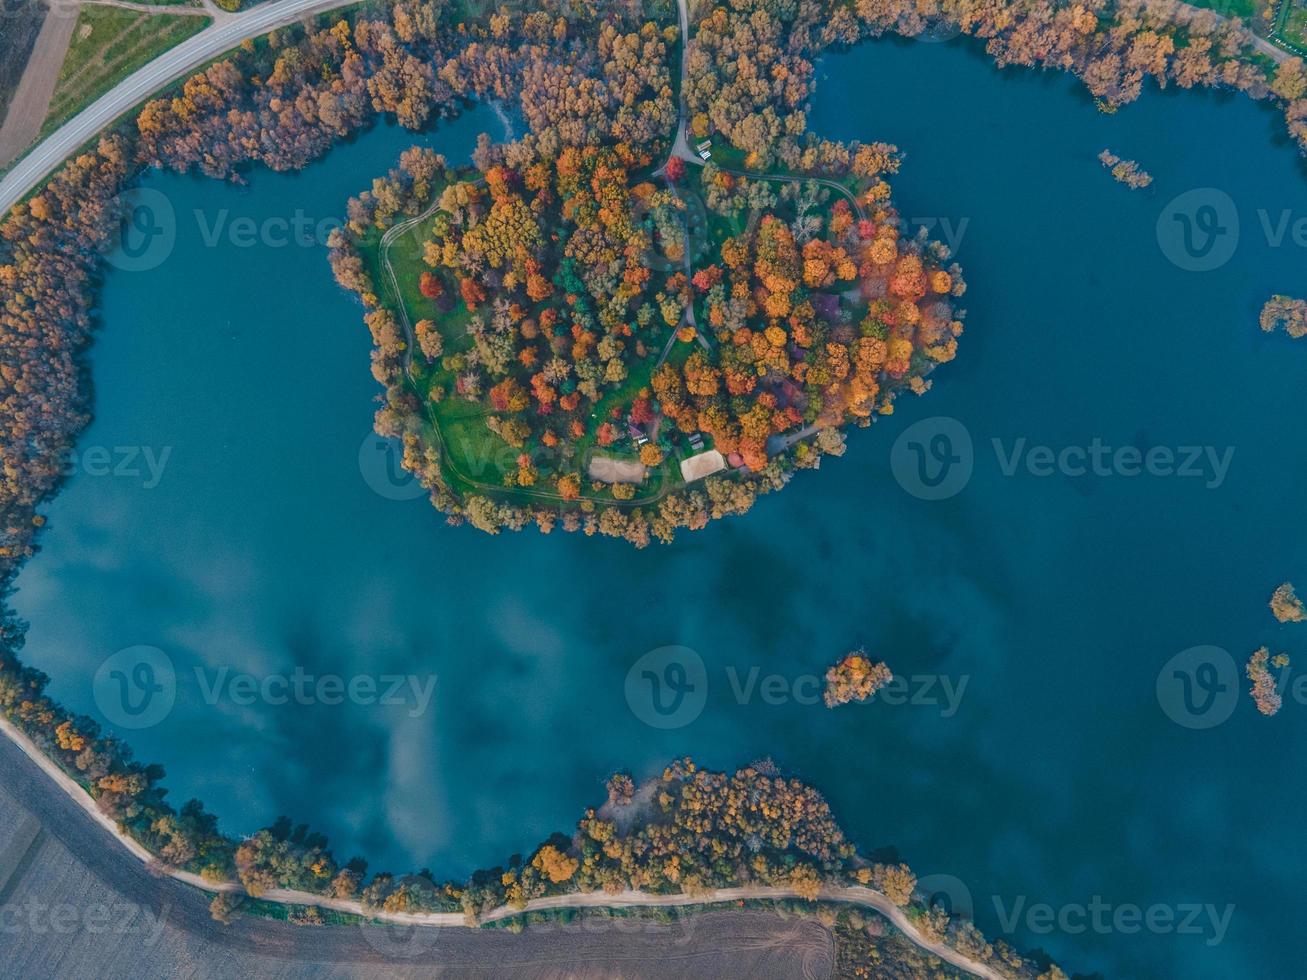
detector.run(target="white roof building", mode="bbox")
[679,449,726,483]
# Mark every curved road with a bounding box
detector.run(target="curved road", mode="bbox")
[0,0,358,216]
[0,714,998,977]
[0,726,836,980]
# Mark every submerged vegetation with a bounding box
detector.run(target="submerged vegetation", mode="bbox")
[823,650,894,707]
[1259,295,1307,338]
[1246,647,1290,715]
[1270,581,1306,622]
[1097,148,1153,188]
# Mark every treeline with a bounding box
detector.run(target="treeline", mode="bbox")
[136,1,676,181]
[0,138,132,575]
[687,0,1307,165]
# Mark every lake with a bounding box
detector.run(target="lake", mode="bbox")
[15,38,1307,978]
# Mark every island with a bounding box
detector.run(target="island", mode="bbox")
[823,649,894,707]
[1260,295,1307,339]
[1097,148,1153,188]
[330,138,964,544]
[1270,581,1307,622]
[1247,647,1290,715]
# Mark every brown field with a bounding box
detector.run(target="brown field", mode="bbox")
[0,1,48,122]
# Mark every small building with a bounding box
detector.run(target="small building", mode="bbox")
[680,449,726,484]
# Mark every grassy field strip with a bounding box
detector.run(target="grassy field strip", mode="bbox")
[41,7,212,139]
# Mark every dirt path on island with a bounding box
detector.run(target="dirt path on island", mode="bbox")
[0,1,79,169]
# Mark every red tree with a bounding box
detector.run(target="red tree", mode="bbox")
[419,271,444,299]
[459,276,487,310]
[630,397,655,425]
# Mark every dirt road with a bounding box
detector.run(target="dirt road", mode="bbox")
[0,1,79,168]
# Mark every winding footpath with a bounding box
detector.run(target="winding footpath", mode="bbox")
[0,0,356,215]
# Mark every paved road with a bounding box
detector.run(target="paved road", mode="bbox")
[0,730,839,979]
[0,0,355,215]
[669,0,696,164]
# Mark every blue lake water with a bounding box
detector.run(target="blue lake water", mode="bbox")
[14,39,1307,978]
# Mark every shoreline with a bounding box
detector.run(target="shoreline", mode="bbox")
[0,712,999,977]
